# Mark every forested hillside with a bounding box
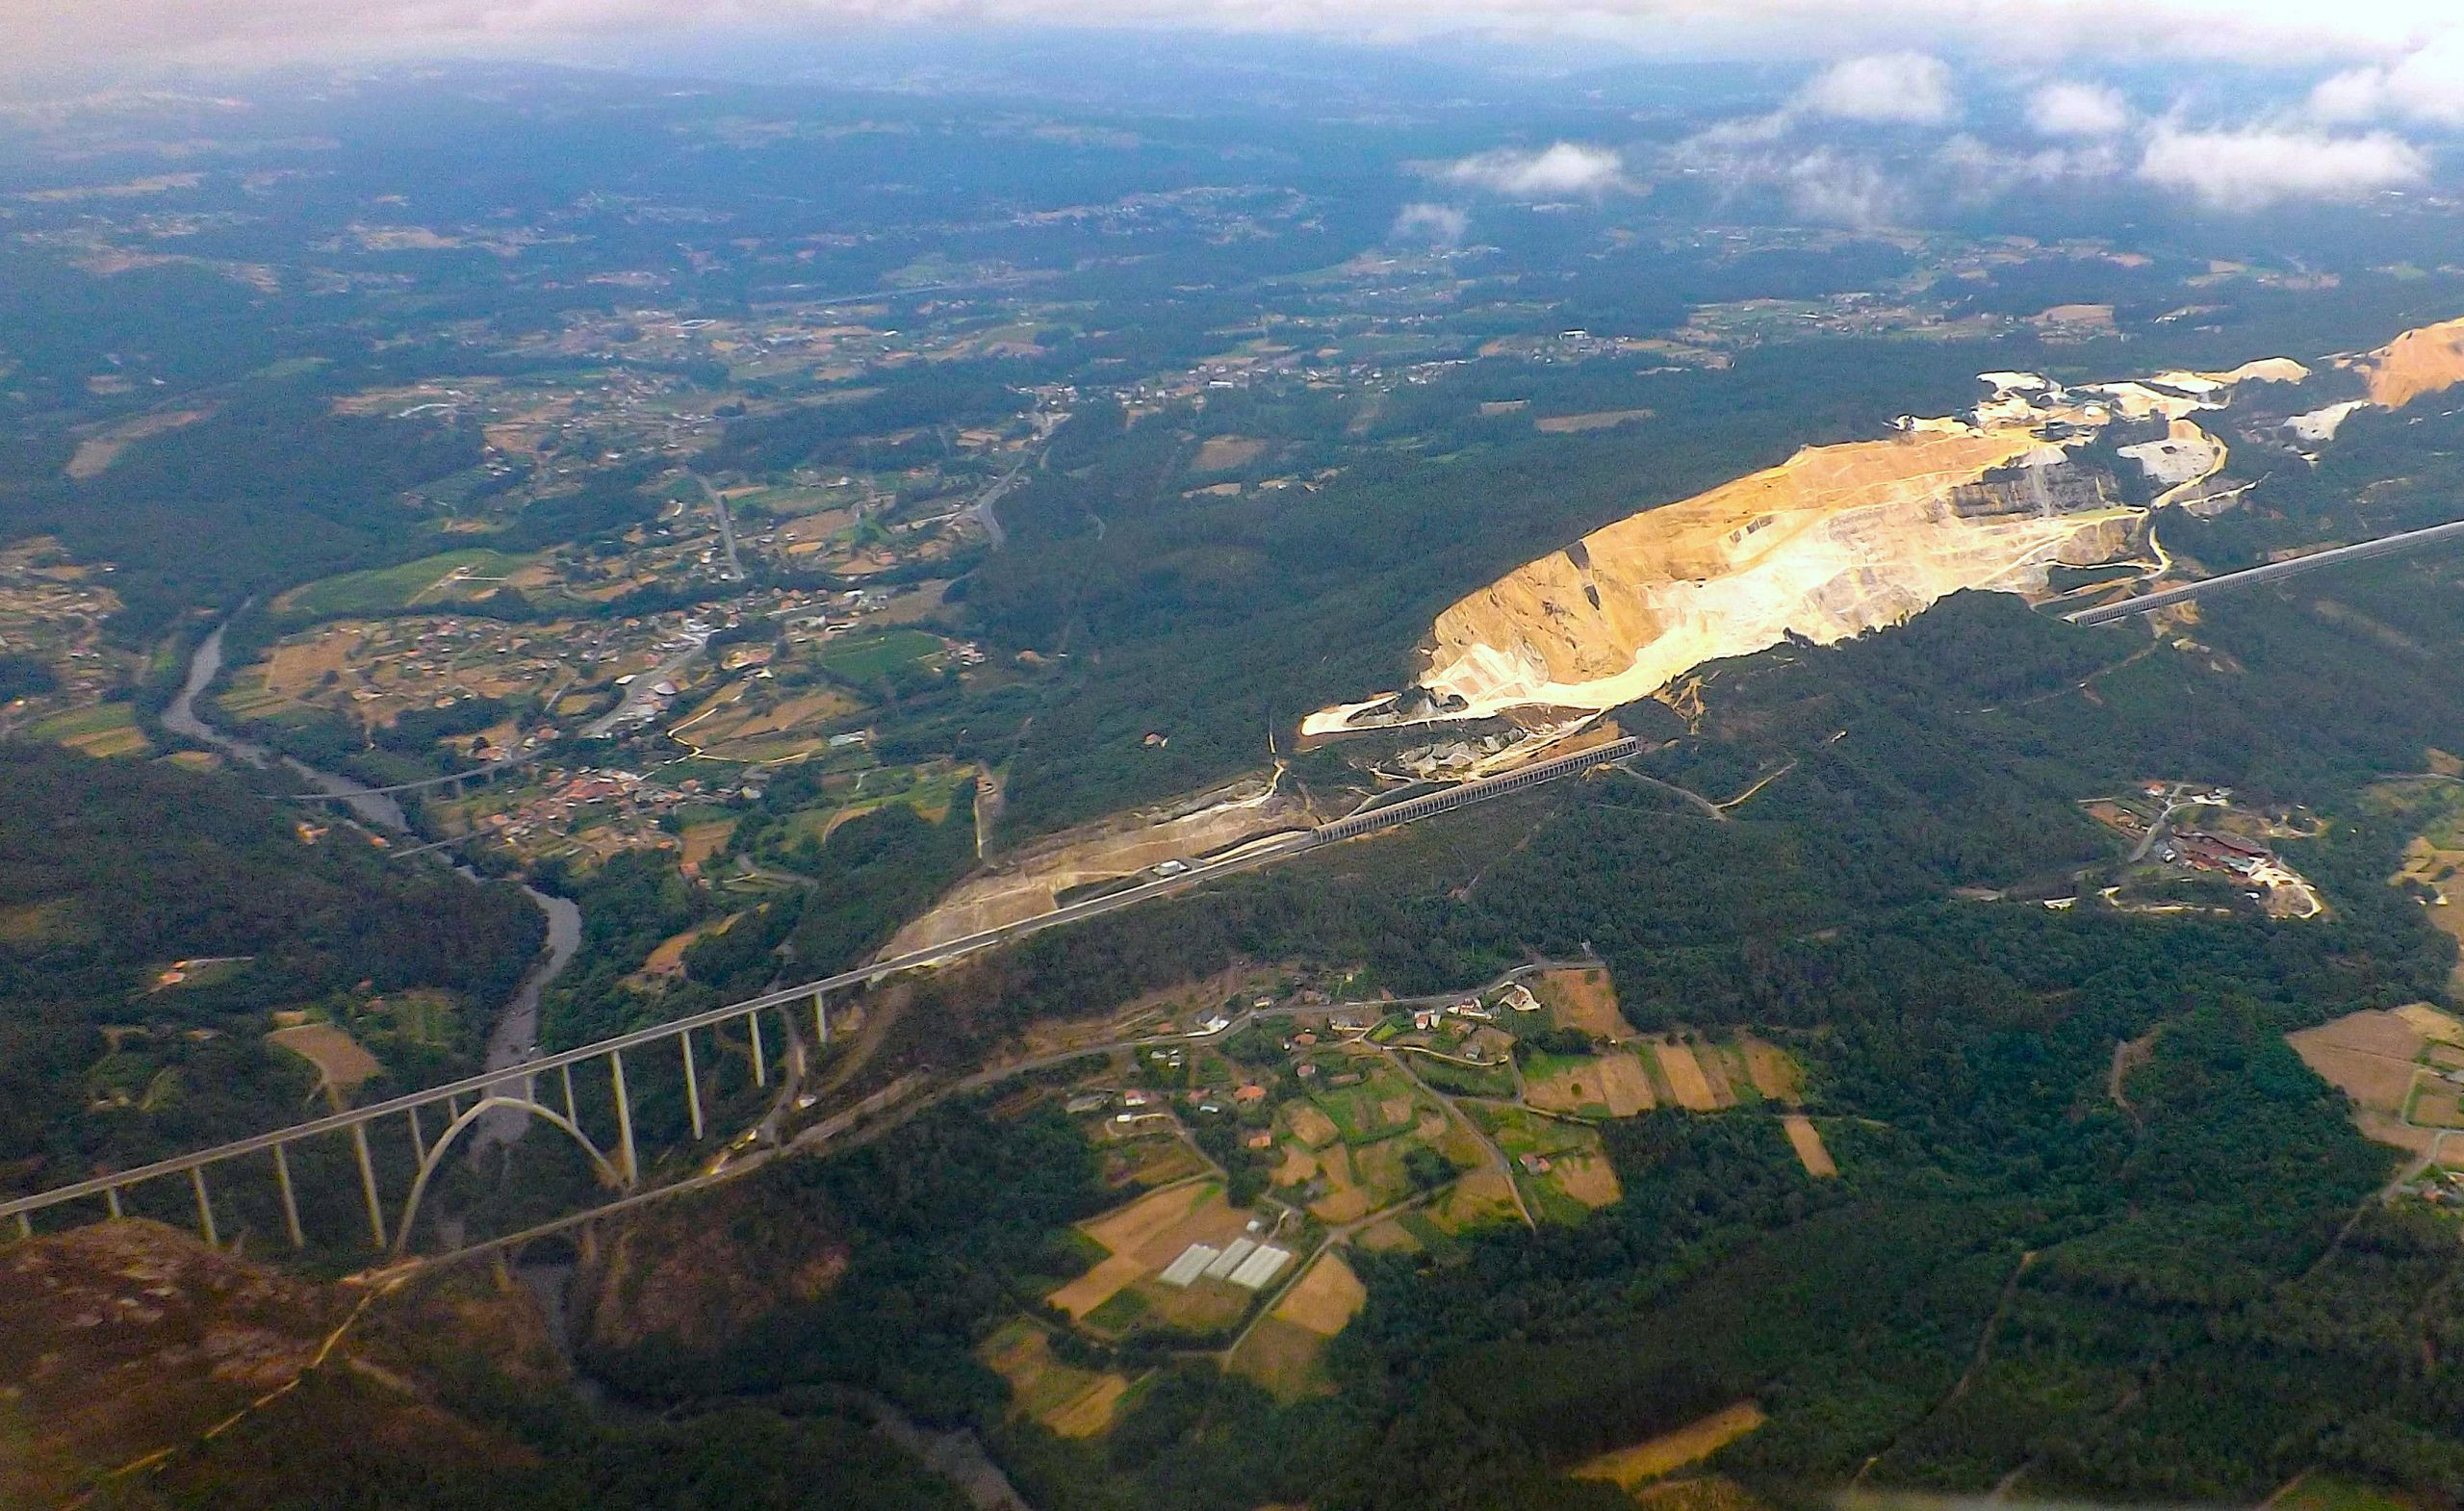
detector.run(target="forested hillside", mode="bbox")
[0,743,542,1192]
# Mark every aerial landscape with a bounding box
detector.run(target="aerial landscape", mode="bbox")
[20,3,2464,1509]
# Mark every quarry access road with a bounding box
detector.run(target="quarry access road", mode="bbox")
[2066,515,2464,626]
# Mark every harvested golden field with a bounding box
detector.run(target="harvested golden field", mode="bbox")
[679,819,735,870]
[1692,1041,1742,1104]
[1537,408,1654,433]
[267,1023,382,1108]
[1274,1252,1366,1335]
[1047,1180,1245,1320]
[1533,967,1634,1040]
[1650,1040,1724,1112]
[1232,1317,1335,1402]
[2290,1011,2436,1155]
[1740,1037,1804,1103]
[1525,1049,1656,1116]
[1229,1254,1366,1401]
[1549,1151,1623,1208]
[1355,1219,1420,1251]
[1782,1115,1837,1178]
[1046,1372,1136,1437]
[2414,1086,2464,1129]
[629,911,741,985]
[1285,1103,1341,1149]
[64,407,211,480]
[978,1320,1137,1437]
[1194,435,1268,472]
[2395,1003,2464,1044]
[2357,316,2464,409]
[1431,1166,1520,1232]
[1572,1402,1768,1491]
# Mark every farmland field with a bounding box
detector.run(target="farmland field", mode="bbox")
[1531,967,1634,1039]
[979,1319,1141,1437]
[2289,1010,2439,1155]
[1310,1066,1423,1144]
[1740,1037,1805,1102]
[819,628,943,682]
[1782,1115,1837,1177]
[1046,1179,1246,1321]
[275,549,534,619]
[1524,1048,1655,1117]
[30,701,149,757]
[1572,1402,1768,1491]
[1230,1252,1364,1402]
[1650,1039,1723,1112]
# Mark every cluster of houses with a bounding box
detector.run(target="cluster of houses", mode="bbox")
[2161,829,2272,877]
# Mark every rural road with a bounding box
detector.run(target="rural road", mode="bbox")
[691,474,745,580]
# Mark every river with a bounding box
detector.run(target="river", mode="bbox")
[165,621,410,832]
[169,620,577,1157]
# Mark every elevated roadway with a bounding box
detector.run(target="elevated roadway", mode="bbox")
[2066,516,2464,627]
[1,733,1639,1243]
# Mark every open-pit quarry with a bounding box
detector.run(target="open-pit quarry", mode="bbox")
[1307,319,2464,738]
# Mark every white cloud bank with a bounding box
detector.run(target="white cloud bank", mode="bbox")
[2137,124,2427,210]
[1391,201,1470,245]
[1798,51,1957,124]
[2029,80,2129,138]
[1440,141,1627,198]
[2310,34,2464,126]
[19,0,2464,92]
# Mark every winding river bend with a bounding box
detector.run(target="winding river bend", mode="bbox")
[167,622,578,1149]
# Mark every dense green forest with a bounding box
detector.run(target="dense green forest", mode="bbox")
[475,551,2464,1511]
[19,57,2464,1511]
[0,743,542,1193]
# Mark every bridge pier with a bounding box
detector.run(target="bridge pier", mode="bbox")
[271,1143,304,1248]
[191,1167,218,1249]
[560,1063,578,1124]
[351,1123,388,1249]
[407,1104,426,1164]
[749,1009,767,1088]
[680,1031,704,1141]
[610,1051,637,1186]
[104,1185,121,1219]
[812,989,830,1048]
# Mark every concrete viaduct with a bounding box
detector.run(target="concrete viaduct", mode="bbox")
[1,732,1639,1257]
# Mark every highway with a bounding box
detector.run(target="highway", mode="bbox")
[1,733,1638,1230]
[2066,515,2464,626]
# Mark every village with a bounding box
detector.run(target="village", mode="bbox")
[2080,779,2325,918]
[970,963,1837,1429]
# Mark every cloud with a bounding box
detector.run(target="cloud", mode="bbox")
[1782,147,1906,225]
[11,2,2464,92]
[1439,141,1627,198]
[1797,51,1956,124]
[1391,201,1470,245]
[2028,80,2128,138]
[2137,124,2427,210]
[2309,35,2464,126]
[1936,132,2122,199]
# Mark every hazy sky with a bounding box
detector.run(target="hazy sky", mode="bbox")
[10,0,2464,84]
